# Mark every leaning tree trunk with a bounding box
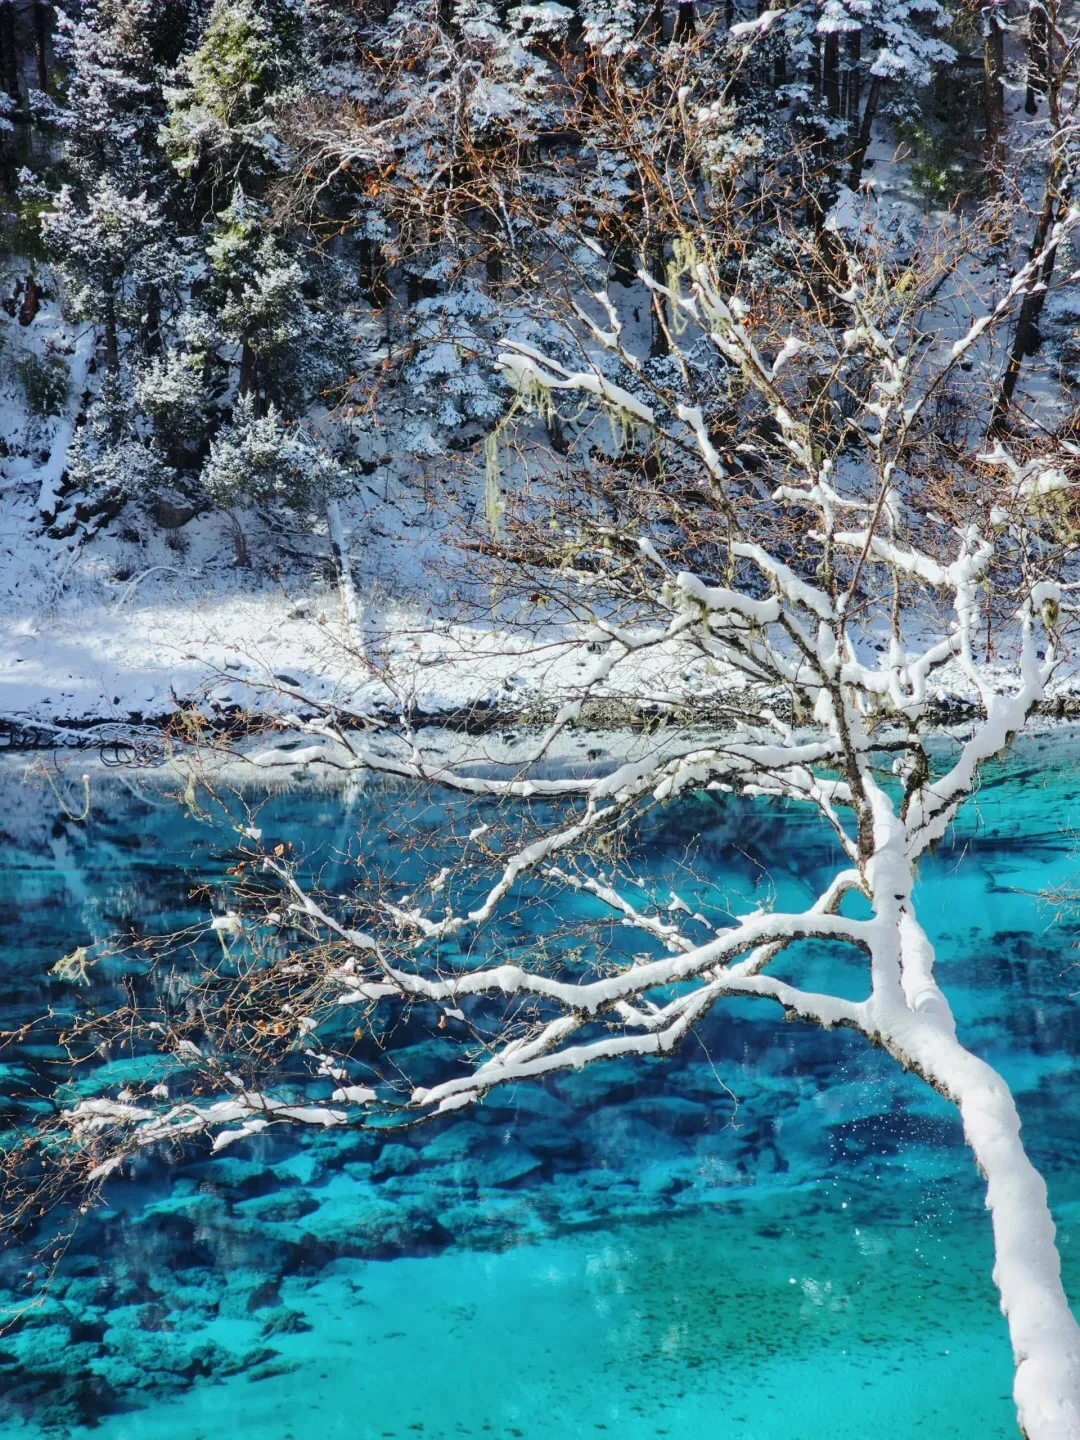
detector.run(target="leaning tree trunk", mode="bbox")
[990,166,1069,433]
[1025,0,1049,113]
[874,895,1080,1440]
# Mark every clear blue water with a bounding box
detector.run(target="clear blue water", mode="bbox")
[1,734,1080,1438]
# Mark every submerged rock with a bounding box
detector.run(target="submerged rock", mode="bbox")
[259,1305,312,1338]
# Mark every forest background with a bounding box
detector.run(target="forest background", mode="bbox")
[0,0,1074,733]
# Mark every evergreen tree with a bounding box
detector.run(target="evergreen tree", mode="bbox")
[201,389,347,509]
[162,0,298,204]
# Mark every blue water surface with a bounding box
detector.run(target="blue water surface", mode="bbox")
[1,732,1080,1439]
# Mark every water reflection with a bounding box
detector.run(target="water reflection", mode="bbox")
[0,736,1078,1438]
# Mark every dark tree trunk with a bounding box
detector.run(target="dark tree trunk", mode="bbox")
[358,237,391,307]
[983,4,1005,140]
[844,29,862,127]
[581,41,599,106]
[847,74,881,187]
[103,287,119,378]
[0,1,19,103]
[358,235,373,297]
[612,245,636,288]
[238,338,255,397]
[545,408,570,453]
[140,283,162,353]
[482,207,502,287]
[822,32,841,116]
[1025,1,1048,113]
[648,238,668,358]
[673,1,696,41]
[33,1,47,92]
[990,179,1068,432]
[18,272,39,326]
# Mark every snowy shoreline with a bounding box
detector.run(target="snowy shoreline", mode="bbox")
[8,554,1080,750]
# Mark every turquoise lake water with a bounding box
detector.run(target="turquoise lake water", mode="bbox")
[1,733,1080,1438]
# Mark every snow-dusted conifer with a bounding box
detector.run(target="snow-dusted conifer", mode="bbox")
[201,390,348,509]
[163,0,299,199]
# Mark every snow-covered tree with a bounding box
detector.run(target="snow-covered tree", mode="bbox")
[22,195,1080,1438]
[162,0,299,202]
[42,179,164,376]
[200,389,348,510]
[202,186,354,410]
[30,0,195,500]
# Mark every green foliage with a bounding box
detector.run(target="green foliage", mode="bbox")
[12,199,53,265]
[204,189,357,413]
[163,0,297,187]
[892,65,986,208]
[200,392,348,512]
[68,410,173,499]
[15,352,70,417]
[188,0,281,122]
[134,350,212,456]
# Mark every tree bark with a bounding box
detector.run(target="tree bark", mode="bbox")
[326,497,363,645]
[140,283,162,354]
[18,272,39,326]
[33,1,47,92]
[982,5,1005,142]
[673,2,696,42]
[0,1,18,103]
[844,29,862,128]
[989,184,1069,433]
[648,237,669,357]
[822,32,841,116]
[103,286,119,378]
[238,338,255,397]
[876,996,1080,1440]
[847,74,881,188]
[1025,1,1049,114]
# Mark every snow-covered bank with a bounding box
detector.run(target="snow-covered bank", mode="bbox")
[0,559,746,735]
[8,542,1080,747]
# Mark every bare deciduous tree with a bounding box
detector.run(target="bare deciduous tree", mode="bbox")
[10,200,1080,1440]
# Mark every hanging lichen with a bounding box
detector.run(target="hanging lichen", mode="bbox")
[665,235,698,338]
[605,402,647,455]
[484,426,506,538]
[517,370,557,426]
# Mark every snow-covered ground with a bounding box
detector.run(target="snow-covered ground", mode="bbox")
[8,479,1080,748]
[2,443,757,735]
[0,274,752,736]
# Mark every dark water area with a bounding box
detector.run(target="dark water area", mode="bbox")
[0,734,1079,1438]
